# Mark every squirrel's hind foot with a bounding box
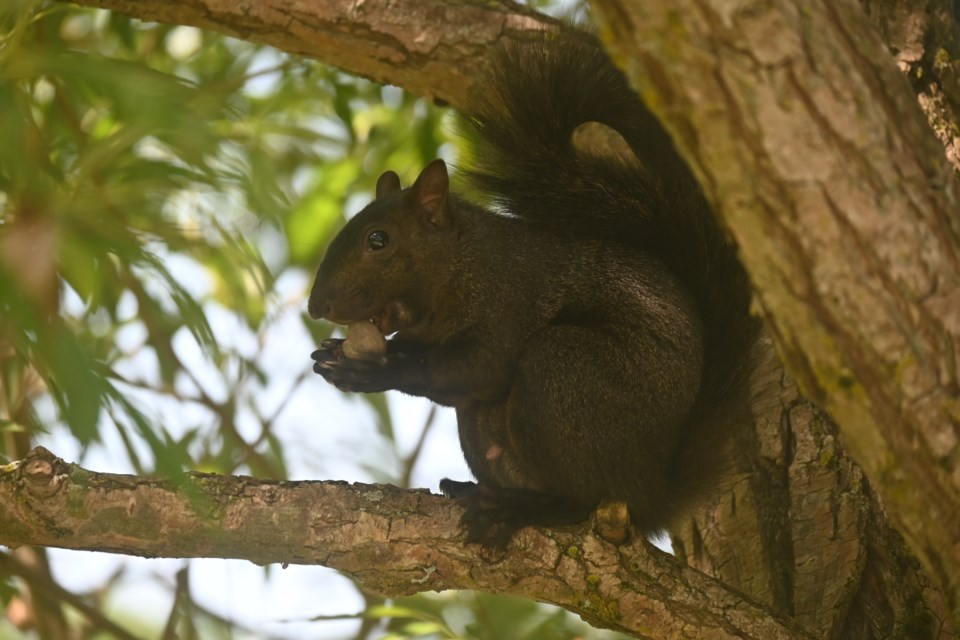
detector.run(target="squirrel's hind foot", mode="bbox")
[440,478,593,551]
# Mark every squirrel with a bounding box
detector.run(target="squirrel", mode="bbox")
[308,31,759,548]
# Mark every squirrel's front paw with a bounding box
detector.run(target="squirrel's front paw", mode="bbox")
[310,341,394,393]
[310,339,344,374]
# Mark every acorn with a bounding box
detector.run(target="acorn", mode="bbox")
[342,321,387,360]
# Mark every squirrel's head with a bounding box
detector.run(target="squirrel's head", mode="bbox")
[308,159,454,337]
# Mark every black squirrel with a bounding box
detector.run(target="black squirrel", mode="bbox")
[308,31,759,548]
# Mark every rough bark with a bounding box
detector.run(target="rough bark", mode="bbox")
[56,0,560,108]
[589,0,960,621]
[673,339,954,638]
[862,0,960,172]
[0,447,810,640]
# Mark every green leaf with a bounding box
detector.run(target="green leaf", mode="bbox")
[0,419,26,434]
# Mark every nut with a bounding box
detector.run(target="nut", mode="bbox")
[342,321,387,360]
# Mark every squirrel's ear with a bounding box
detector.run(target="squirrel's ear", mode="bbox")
[376,171,402,198]
[411,159,449,227]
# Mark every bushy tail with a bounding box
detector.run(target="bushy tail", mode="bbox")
[459,31,760,513]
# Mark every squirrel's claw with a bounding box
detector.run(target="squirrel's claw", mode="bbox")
[311,347,395,393]
[310,346,340,373]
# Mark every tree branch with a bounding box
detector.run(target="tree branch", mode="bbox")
[0,447,810,639]
[57,0,559,109]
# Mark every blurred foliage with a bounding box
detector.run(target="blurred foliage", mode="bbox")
[0,1,622,639]
[379,592,627,640]
[0,0,444,475]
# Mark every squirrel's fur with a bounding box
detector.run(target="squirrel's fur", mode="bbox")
[309,32,759,547]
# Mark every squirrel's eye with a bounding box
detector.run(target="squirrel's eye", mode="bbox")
[366,230,389,251]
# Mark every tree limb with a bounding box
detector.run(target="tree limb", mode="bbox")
[57,0,560,109]
[0,447,811,639]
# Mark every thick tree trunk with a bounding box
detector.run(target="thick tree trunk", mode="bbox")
[589,0,960,621]
[673,339,953,638]
[862,0,960,171]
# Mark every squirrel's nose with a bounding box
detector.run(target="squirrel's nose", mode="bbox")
[307,294,330,320]
[307,299,327,320]
[307,277,331,320]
